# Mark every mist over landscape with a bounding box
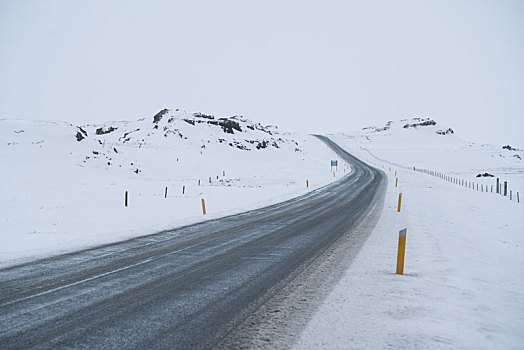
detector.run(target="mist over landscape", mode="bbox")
[1,1,523,349]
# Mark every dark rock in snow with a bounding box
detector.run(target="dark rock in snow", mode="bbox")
[256,140,268,149]
[153,109,169,124]
[96,126,117,135]
[476,173,494,177]
[218,119,242,134]
[76,132,85,141]
[436,128,454,135]
[403,119,437,129]
[193,112,214,120]
[76,127,88,141]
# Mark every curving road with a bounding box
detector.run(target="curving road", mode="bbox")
[0,136,385,349]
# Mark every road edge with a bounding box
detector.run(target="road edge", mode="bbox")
[216,155,387,349]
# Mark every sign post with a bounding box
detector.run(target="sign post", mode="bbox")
[330,160,338,172]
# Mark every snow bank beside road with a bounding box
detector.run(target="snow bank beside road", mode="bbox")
[295,133,524,349]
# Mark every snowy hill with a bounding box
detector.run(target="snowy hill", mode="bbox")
[2,109,303,177]
[74,109,305,175]
[0,109,347,267]
[335,117,523,194]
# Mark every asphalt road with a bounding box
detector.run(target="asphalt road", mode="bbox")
[0,136,385,349]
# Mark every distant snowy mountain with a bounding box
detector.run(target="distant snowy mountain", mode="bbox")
[341,117,522,166]
[361,117,454,136]
[332,117,523,197]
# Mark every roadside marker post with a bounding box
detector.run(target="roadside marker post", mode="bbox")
[182,185,185,194]
[333,172,335,177]
[201,199,207,215]
[397,193,402,212]
[395,178,398,188]
[164,186,168,198]
[395,170,397,176]
[306,180,309,188]
[396,228,407,275]
[125,191,128,207]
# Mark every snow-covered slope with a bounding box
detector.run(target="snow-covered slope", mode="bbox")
[0,109,348,267]
[336,117,523,195]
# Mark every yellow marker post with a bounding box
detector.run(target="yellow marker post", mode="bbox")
[306,180,309,188]
[395,178,398,187]
[333,172,335,177]
[201,198,207,215]
[397,193,402,212]
[396,228,407,275]
[395,170,397,176]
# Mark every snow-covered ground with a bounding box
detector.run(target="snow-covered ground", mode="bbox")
[295,120,524,349]
[339,118,523,195]
[0,109,348,267]
[3,113,523,348]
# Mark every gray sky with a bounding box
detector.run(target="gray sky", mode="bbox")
[1,0,523,146]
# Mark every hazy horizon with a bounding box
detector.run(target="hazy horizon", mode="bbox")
[1,0,523,147]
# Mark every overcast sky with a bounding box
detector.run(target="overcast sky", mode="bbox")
[1,0,523,146]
